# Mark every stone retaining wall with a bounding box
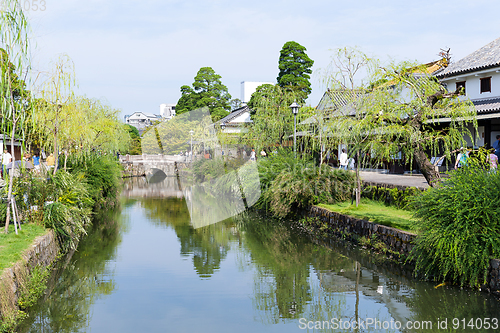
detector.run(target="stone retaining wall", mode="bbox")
[308,206,416,256]
[0,230,60,325]
[487,259,500,296]
[307,205,500,295]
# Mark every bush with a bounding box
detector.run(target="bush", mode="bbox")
[260,155,355,218]
[363,185,420,209]
[66,154,122,208]
[410,164,500,287]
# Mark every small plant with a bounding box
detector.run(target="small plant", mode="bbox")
[17,265,50,310]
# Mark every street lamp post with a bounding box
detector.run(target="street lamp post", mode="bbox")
[290,102,300,158]
[220,122,226,159]
[189,130,194,162]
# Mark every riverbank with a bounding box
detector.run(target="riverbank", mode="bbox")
[305,203,500,296]
[0,230,60,331]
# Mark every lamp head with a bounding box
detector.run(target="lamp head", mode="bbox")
[290,102,300,115]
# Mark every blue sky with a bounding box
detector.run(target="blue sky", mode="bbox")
[25,0,500,118]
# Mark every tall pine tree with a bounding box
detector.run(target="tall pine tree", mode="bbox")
[277,41,314,104]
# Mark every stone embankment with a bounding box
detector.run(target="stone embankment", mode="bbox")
[307,177,500,296]
[0,231,60,325]
[307,205,415,256]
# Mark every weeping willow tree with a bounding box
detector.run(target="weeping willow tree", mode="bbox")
[35,55,76,175]
[245,84,313,152]
[63,96,128,159]
[322,47,476,199]
[1,1,31,233]
[33,58,128,170]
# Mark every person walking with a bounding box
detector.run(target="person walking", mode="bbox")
[454,148,469,169]
[250,149,256,161]
[493,135,500,160]
[339,149,348,170]
[488,148,498,172]
[46,153,55,169]
[33,153,40,171]
[2,149,12,177]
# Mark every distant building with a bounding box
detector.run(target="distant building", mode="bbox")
[241,81,274,103]
[160,103,176,119]
[124,112,162,135]
[213,105,253,134]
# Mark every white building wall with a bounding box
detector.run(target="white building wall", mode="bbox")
[241,81,274,103]
[160,103,176,119]
[441,70,500,100]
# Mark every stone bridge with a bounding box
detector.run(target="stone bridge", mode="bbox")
[120,154,193,178]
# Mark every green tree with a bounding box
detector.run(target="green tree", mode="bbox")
[1,0,31,234]
[124,124,141,155]
[323,47,475,189]
[175,67,232,122]
[245,84,298,149]
[277,41,314,103]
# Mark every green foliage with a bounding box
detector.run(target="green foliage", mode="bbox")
[363,185,421,210]
[123,124,141,154]
[410,163,500,287]
[66,154,122,208]
[277,41,314,103]
[245,85,307,149]
[322,47,476,186]
[191,158,226,182]
[258,152,355,217]
[42,170,94,251]
[140,107,211,155]
[17,265,50,310]
[175,67,232,122]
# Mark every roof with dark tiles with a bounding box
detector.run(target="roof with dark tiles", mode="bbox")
[215,105,252,125]
[436,37,500,78]
[472,97,500,114]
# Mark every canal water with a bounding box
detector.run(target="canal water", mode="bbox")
[19,178,500,332]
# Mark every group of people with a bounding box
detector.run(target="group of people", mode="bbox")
[453,135,500,171]
[489,135,500,171]
[1,149,56,178]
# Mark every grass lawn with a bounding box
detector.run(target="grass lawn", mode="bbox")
[0,223,48,271]
[317,199,418,233]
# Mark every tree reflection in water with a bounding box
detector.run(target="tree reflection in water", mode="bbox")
[18,208,124,333]
[19,195,500,333]
[236,212,355,325]
[140,197,240,278]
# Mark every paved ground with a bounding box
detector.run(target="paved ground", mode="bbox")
[360,170,429,189]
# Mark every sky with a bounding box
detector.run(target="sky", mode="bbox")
[22,0,500,120]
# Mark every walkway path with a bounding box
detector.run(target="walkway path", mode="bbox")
[360,170,429,189]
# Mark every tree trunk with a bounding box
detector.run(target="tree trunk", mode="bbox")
[413,144,440,187]
[4,120,16,233]
[355,150,361,206]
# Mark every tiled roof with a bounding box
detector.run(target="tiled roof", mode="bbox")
[472,97,500,114]
[436,37,500,78]
[316,89,365,115]
[217,105,252,124]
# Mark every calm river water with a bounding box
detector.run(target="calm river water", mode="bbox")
[19,178,500,332]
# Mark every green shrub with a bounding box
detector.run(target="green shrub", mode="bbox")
[262,161,355,218]
[66,154,122,208]
[409,164,500,287]
[362,185,420,210]
[17,264,50,310]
